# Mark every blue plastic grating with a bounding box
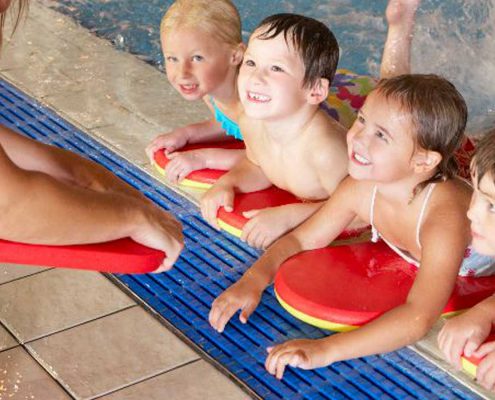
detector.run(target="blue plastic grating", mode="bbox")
[0,78,481,400]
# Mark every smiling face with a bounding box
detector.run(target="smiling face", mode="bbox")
[468,171,495,256]
[237,28,312,121]
[346,90,418,183]
[161,28,237,101]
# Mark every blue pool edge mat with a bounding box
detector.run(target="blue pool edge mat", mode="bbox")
[0,77,481,400]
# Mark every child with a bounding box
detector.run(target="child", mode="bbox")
[0,0,183,272]
[200,14,349,249]
[145,0,246,184]
[438,131,495,392]
[210,73,495,379]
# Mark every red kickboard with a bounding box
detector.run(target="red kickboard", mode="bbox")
[153,141,245,186]
[462,333,495,376]
[0,238,165,274]
[217,186,370,240]
[274,241,495,329]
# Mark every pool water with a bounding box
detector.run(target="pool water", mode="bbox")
[41,0,494,132]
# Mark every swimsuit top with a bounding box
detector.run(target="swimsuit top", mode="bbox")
[369,184,495,277]
[210,97,243,140]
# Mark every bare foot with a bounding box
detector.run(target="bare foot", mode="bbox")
[381,0,421,78]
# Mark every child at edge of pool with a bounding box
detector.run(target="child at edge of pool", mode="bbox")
[210,73,495,379]
[438,131,495,392]
[145,0,246,184]
[200,13,351,249]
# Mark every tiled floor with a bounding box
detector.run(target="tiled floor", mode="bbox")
[0,1,490,399]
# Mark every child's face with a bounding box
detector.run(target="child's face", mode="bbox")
[237,28,310,121]
[162,28,236,101]
[346,90,417,182]
[468,172,495,256]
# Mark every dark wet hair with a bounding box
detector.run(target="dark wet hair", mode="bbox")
[473,129,495,186]
[254,13,339,88]
[374,74,468,195]
[0,0,29,48]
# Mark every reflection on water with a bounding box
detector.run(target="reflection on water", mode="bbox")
[41,0,494,132]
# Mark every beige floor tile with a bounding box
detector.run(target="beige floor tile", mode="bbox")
[28,307,199,400]
[101,360,250,400]
[0,347,71,400]
[0,269,135,342]
[0,264,48,285]
[0,324,17,352]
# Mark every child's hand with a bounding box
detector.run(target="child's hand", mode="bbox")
[131,206,184,272]
[209,277,263,333]
[145,128,190,163]
[241,207,293,249]
[200,183,234,229]
[438,308,493,369]
[265,338,333,380]
[164,150,208,184]
[473,342,495,391]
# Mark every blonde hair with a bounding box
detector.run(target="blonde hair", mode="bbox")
[161,0,242,48]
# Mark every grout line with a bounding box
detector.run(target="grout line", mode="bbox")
[0,267,53,286]
[89,359,202,400]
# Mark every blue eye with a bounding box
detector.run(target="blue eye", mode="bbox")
[271,65,284,72]
[192,55,204,62]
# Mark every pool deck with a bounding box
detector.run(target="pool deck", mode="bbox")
[0,2,491,399]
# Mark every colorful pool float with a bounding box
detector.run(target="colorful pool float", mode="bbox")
[274,241,495,332]
[153,141,245,189]
[461,333,495,378]
[0,237,165,273]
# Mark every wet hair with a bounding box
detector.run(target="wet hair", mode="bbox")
[472,129,495,186]
[0,0,28,48]
[254,13,339,88]
[160,0,242,48]
[374,74,468,195]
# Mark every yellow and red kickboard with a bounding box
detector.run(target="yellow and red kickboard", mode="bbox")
[274,241,495,332]
[217,186,370,242]
[461,333,495,378]
[0,238,165,274]
[153,141,245,189]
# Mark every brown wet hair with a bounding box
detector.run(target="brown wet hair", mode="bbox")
[472,129,495,186]
[254,13,339,89]
[0,0,29,48]
[374,74,468,195]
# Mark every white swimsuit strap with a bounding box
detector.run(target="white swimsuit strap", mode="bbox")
[415,183,436,249]
[370,186,379,242]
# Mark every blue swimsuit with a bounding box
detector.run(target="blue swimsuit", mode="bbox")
[210,97,243,140]
[370,184,495,277]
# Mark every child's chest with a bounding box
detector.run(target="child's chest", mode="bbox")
[373,201,422,259]
[255,142,327,200]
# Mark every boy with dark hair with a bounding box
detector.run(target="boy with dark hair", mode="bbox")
[201,13,349,249]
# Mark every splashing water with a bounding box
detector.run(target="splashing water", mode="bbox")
[40,0,495,132]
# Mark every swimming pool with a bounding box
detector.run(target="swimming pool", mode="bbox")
[42,0,495,132]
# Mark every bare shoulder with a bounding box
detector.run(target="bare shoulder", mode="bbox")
[429,178,472,213]
[308,110,348,166]
[334,176,374,220]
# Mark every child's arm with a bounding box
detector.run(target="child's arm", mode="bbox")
[200,147,273,229]
[146,118,230,162]
[209,177,361,332]
[265,200,467,379]
[438,295,495,369]
[0,143,183,271]
[164,148,246,184]
[240,202,325,249]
